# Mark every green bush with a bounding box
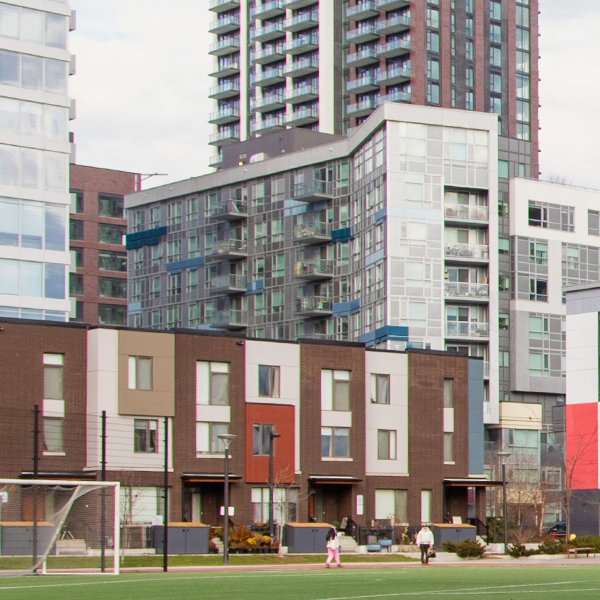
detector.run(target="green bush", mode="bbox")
[568,536,600,551]
[508,544,538,558]
[538,540,567,554]
[442,539,485,558]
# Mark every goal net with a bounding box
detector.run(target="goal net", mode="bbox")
[0,479,120,575]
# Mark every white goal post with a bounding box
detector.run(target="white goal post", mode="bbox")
[0,478,120,575]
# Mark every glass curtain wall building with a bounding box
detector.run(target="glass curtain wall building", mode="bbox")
[0,0,74,321]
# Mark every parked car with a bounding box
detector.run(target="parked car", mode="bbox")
[543,522,566,539]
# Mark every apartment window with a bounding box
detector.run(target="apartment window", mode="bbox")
[427,31,439,52]
[490,23,501,44]
[451,36,456,56]
[333,370,350,411]
[517,123,530,141]
[427,83,440,104]
[466,67,473,87]
[251,487,298,524]
[195,422,229,454]
[167,240,181,261]
[465,40,473,60]
[188,236,199,258]
[499,351,510,367]
[427,59,439,81]
[529,316,549,339]
[516,50,529,73]
[187,197,198,220]
[151,244,162,266]
[98,277,127,298]
[167,272,181,296]
[134,419,157,453]
[271,290,283,313]
[128,356,152,390]
[516,74,529,99]
[490,47,502,67]
[70,190,83,214]
[421,490,432,523]
[272,254,285,278]
[321,427,350,458]
[370,374,390,404]
[529,278,548,302]
[426,8,439,28]
[98,304,126,325]
[98,194,124,219]
[69,273,83,295]
[378,430,397,460]
[465,91,474,110]
[516,28,529,50]
[186,269,198,293]
[490,73,502,94]
[98,224,126,245]
[443,379,453,408]
[498,160,509,179]
[490,0,501,19]
[375,489,407,523]
[529,241,548,264]
[259,365,280,398]
[70,219,83,240]
[43,353,63,399]
[150,206,161,227]
[43,417,63,452]
[167,202,181,225]
[499,275,511,292]
[588,210,600,236]
[197,361,229,405]
[499,313,509,330]
[517,100,529,123]
[529,201,574,231]
[99,250,126,272]
[516,5,529,27]
[71,247,83,268]
[465,16,473,36]
[444,432,453,461]
[529,353,549,377]
[166,306,181,329]
[252,423,274,456]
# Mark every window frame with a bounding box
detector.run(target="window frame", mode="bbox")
[258,364,280,398]
[134,418,158,453]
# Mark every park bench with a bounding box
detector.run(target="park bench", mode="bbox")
[568,547,596,559]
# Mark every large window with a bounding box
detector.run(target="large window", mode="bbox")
[332,370,350,410]
[43,353,63,453]
[98,277,126,298]
[259,365,280,398]
[529,278,547,302]
[98,251,127,272]
[98,304,126,325]
[0,259,65,299]
[443,379,453,407]
[377,430,397,460]
[529,241,548,264]
[0,5,67,48]
[444,432,453,461]
[529,353,549,377]
[120,487,164,525]
[69,273,83,295]
[134,419,157,453]
[98,224,126,245]
[195,422,229,454]
[98,194,124,218]
[0,50,66,93]
[370,374,389,404]
[128,356,152,390]
[69,219,83,240]
[375,489,407,524]
[252,423,274,456]
[321,427,350,458]
[196,361,229,406]
[251,487,298,524]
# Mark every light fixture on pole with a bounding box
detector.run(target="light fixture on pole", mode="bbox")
[497,451,511,554]
[268,431,281,540]
[218,433,237,566]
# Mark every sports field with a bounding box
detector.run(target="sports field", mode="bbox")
[1,565,600,600]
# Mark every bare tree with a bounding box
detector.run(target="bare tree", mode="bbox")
[544,174,571,186]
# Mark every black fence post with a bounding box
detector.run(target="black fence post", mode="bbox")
[32,404,39,572]
[163,416,169,573]
[100,411,107,572]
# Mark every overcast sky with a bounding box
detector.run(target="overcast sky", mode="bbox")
[68,0,600,190]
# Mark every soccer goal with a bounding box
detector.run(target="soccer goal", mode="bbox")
[0,479,120,575]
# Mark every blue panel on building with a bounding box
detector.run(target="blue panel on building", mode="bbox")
[332,299,361,317]
[245,279,265,295]
[375,208,387,225]
[128,302,142,313]
[331,227,354,244]
[165,256,206,272]
[365,249,384,266]
[468,358,485,476]
[359,326,409,347]
[125,226,168,250]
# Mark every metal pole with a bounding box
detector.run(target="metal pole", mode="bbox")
[502,462,508,554]
[269,436,274,540]
[32,404,39,571]
[163,416,169,572]
[100,411,107,573]
[223,450,229,565]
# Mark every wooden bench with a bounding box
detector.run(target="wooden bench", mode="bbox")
[568,547,596,559]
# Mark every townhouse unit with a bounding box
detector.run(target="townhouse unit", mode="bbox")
[0,0,75,322]
[208,0,539,177]
[0,318,488,540]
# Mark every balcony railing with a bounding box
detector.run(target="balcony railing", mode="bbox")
[209,128,240,145]
[347,46,381,66]
[209,81,240,98]
[284,32,319,54]
[293,259,333,280]
[209,38,240,55]
[376,0,410,7]
[347,96,381,116]
[208,106,240,124]
[210,309,247,330]
[250,115,284,134]
[252,66,285,85]
[206,239,247,260]
[444,243,489,260]
[347,1,379,19]
[209,0,240,11]
[208,274,247,294]
[445,321,490,338]
[284,107,319,125]
[251,45,285,64]
[444,282,489,299]
[377,66,411,85]
[284,84,319,103]
[209,199,248,220]
[376,14,411,33]
[445,204,489,222]
[346,74,378,92]
[250,93,285,112]
[346,24,379,43]
[379,38,410,57]
[250,0,284,19]
[252,22,285,41]
[284,11,319,31]
[293,221,331,242]
[292,180,333,202]
[209,15,240,34]
[296,296,333,315]
[382,90,411,103]
[283,56,319,76]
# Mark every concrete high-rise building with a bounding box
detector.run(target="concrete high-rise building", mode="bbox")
[0,0,74,321]
[208,0,539,177]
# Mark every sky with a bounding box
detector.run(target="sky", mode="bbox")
[68,0,600,190]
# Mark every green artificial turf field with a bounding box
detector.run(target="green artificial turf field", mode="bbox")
[1,565,600,600]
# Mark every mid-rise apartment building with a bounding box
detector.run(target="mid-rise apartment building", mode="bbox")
[208,0,539,177]
[0,0,74,322]
[69,163,140,325]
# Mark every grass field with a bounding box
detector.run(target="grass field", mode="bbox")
[1,564,600,600]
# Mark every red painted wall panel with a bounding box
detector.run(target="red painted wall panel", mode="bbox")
[245,404,295,484]
[566,403,598,490]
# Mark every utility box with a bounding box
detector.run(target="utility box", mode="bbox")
[431,523,476,548]
[283,523,332,554]
[0,522,56,556]
[151,522,209,554]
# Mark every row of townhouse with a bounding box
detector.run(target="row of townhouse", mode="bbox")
[0,317,488,538]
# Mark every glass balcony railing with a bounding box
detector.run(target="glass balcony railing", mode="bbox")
[252,22,285,41]
[283,56,319,75]
[209,128,240,145]
[208,274,247,293]
[206,239,247,259]
[209,15,240,33]
[346,24,378,42]
[284,84,319,102]
[445,204,489,222]
[347,96,381,115]
[292,180,333,201]
[293,222,331,241]
[347,1,378,18]
[445,321,490,338]
[250,93,284,111]
[382,90,411,103]
[250,115,284,133]
[444,282,489,299]
[444,243,489,260]
[284,32,319,53]
[209,38,240,54]
[295,296,333,314]
[209,81,240,97]
[284,11,319,30]
[209,199,247,219]
[293,259,333,279]
[376,13,411,33]
[210,0,240,11]
[347,47,381,65]
[210,309,247,329]
[250,0,284,19]
[284,107,319,125]
[377,66,411,84]
[346,74,377,92]
[252,66,284,84]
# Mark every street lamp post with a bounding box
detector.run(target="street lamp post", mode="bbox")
[497,451,511,554]
[218,433,237,566]
[268,431,281,540]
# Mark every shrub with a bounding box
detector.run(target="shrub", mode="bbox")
[508,543,538,558]
[539,539,567,554]
[442,539,485,558]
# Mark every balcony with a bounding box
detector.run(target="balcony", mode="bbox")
[444,204,489,224]
[250,93,285,113]
[376,14,410,35]
[252,66,285,86]
[250,0,285,19]
[209,81,240,99]
[250,114,284,134]
[283,0,318,8]
[376,0,410,9]
[284,107,319,126]
[347,1,379,20]
[284,11,319,32]
[208,106,240,125]
[209,61,240,78]
[208,274,247,295]
[206,239,248,261]
[293,221,331,244]
[285,84,319,104]
[377,66,411,86]
[347,96,381,117]
[292,180,333,202]
[209,154,223,168]
[444,243,489,262]
[209,128,240,146]
[444,282,489,301]
[209,15,240,34]
[381,89,411,103]
[293,259,334,281]
[346,74,378,94]
[445,321,490,339]
[251,46,285,65]
[209,199,248,221]
[346,24,379,44]
[209,0,240,12]
[252,23,285,42]
[284,56,319,77]
[210,309,248,330]
[296,296,333,318]
[346,46,381,67]
[379,38,410,58]
[209,38,240,56]
[284,33,319,55]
